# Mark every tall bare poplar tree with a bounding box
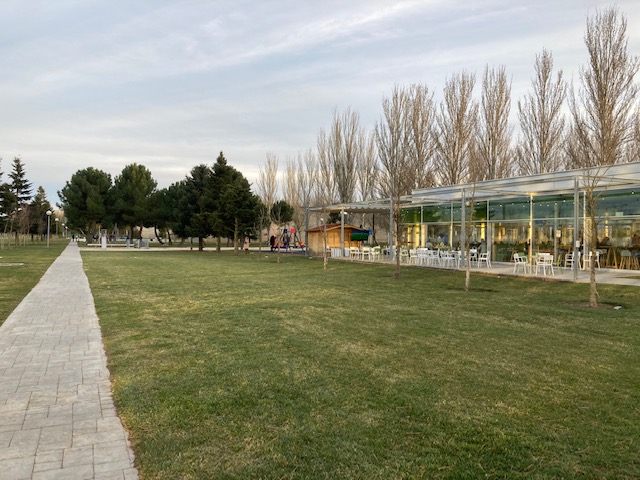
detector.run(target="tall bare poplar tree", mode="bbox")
[477,65,513,180]
[284,151,317,244]
[356,132,378,202]
[568,7,639,306]
[517,49,567,175]
[407,83,437,189]
[376,85,411,280]
[284,156,301,230]
[355,131,379,235]
[631,108,640,161]
[323,107,362,205]
[256,152,279,254]
[434,72,478,185]
[317,128,338,270]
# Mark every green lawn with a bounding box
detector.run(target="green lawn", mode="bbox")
[0,240,67,324]
[81,251,640,479]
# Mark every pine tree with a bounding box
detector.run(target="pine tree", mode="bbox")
[8,157,33,206]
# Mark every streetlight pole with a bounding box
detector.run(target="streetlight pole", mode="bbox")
[55,217,59,238]
[46,210,52,247]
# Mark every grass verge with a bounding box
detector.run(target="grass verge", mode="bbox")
[82,251,640,479]
[0,240,67,324]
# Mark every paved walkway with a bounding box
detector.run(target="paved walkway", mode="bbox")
[0,243,138,480]
[339,255,640,286]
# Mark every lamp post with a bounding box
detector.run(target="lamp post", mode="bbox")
[55,217,59,238]
[62,223,66,238]
[46,210,52,247]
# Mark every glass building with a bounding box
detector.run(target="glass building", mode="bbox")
[312,162,640,268]
[401,162,640,265]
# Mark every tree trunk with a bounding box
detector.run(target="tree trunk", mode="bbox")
[233,218,239,255]
[465,246,471,292]
[154,227,164,245]
[198,236,204,251]
[322,218,328,270]
[589,195,599,307]
[216,236,221,252]
[394,203,401,280]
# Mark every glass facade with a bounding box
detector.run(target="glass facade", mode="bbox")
[401,187,640,264]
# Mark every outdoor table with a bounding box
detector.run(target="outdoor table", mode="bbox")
[605,246,619,268]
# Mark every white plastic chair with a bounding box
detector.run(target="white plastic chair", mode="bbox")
[564,251,579,270]
[535,253,554,276]
[468,248,478,266]
[415,248,428,265]
[513,253,529,274]
[426,249,440,266]
[441,250,456,268]
[478,251,491,268]
[582,251,601,270]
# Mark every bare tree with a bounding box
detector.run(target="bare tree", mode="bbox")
[628,106,640,161]
[407,83,438,189]
[322,107,362,206]
[284,156,300,228]
[356,132,378,202]
[434,71,478,186]
[284,151,317,245]
[256,152,279,255]
[355,131,379,236]
[568,6,639,307]
[517,49,567,175]
[316,128,338,270]
[298,149,317,249]
[376,85,412,280]
[477,65,513,180]
[299,149,318,206]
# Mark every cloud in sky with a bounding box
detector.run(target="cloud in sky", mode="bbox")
[1,0,640,205]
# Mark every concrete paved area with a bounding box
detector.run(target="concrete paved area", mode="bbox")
[340,255,640,286]
[0,243,138,480]
[474,260,640,286]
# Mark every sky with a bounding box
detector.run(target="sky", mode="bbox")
[2,0,640,206]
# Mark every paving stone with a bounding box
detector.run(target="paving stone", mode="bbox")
[10,429,41,450]
[32,463,94,480]
[0,244,138,479]
[34,449,63,464]
[63,445,93,467]
[0,431,13,448]
[0,456,35,479]
[33,460,62,473]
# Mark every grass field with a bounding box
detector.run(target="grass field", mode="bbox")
[79,251,640,479]
[0,240,67,324]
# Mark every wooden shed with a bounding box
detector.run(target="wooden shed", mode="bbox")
[306,223,369,256]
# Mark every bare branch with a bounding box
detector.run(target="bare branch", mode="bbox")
[517,49,567,174]
[477,65,514,179]
[568,6,639,168]
[434,71,478,185]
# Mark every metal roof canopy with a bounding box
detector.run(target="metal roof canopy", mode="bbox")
[308,199,394,214]
[408,161,640,205]
[307,162,640,212]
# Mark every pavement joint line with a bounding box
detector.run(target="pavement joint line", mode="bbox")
[0,243,138,480]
